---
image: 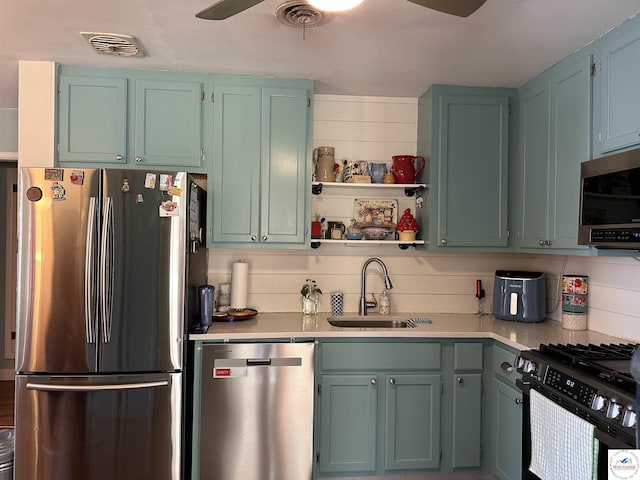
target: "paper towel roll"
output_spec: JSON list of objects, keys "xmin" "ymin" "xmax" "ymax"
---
[{"xmin": 231, "ymin": 262, "xmax": 249, "ymax": 309}]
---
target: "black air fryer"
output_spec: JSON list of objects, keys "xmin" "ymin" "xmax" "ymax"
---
[{"xmin": 493, "ymin": 270, "xmax": 546, "ymax": 322}]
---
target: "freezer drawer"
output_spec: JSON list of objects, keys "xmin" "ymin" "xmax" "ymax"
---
[
  {"xmin": 14, "ymin": 373, "xmax": 182, "ymax": 480},
  {"xmin": 196, "ymin": 342, "xmax": 314, "ymax": 480}
]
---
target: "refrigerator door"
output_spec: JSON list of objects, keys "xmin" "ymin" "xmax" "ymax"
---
[
  {"xmin": 16, "ymin": 167, "xmax": 101, "ymax": 374},
  {"xmin": 99, "ymin": 170, "xmax": 188, "ymax": 372},
  {"xmin": 14, "ymin": 373, "xmax": 182, "ymax": 480}
]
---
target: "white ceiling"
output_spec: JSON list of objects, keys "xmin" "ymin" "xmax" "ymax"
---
[{"xmin": 1, "ymin": 0, "xmax": 640, "ymax": 108}]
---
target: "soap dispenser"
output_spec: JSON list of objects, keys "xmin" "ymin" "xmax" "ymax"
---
[{"xmin": 379, "ymin": 289, "xmax": 390, "ymax": 315}]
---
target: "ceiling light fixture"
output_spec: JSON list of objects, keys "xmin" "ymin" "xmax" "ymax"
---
[{"xmin": 308, "ymin": 0, "xmax": 364, "ymax": 12}]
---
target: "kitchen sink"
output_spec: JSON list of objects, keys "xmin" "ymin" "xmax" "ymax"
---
[{"xmin": 327, "ymin": 316, "xmax": 411, "ymax": 328}]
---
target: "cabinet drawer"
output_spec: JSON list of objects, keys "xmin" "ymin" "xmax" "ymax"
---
[
  {"xmin": 492, "ymin": 344, "xmax": 520, "ymax": 385},
  {"xmin": 320, "ymin": 342, "xmax": 441, "ymax": 371},
  {"xmin": 453, "ymin": 342, "xmax": 484, "ymax": 371}
]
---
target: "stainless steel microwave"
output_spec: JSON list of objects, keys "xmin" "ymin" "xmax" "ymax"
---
[{"xmin": 579, "ymin": 148, "xmax": 640, "ymax": 249}]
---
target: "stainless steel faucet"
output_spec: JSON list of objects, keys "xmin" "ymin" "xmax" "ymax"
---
[{"xmin": 359, "ymin": 257, "xmax": 393, "ymax": 315}]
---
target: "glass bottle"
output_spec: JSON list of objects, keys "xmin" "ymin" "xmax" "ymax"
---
[{"xmin": 379, "ymin": 289, "xmax": 390, "ymax": 315}]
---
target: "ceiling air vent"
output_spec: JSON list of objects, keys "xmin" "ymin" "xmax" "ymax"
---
[
  {"xmin": 275, "ymin": 1, "xmax": 331, "ymax": 28},
  {"xmin": 81, "ymin": 32, "xmax": 145, "ymax": 57}
]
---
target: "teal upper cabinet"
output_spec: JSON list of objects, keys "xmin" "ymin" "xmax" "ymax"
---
[
  {"xmin": 211, "ymin": 83, "xmax": 261, "ymax": 244},
  {"xmin": 418, "ymin": 85, "xmax": 514, "ymax": 250},
  {"xmin": 132, "ymin": 78, "xmax": 204, "ymax": 167},
  {"xmin": 597, "ymin": 16, "xmax": 640, "ymax": 154},
  {"xmin": 58, "ymin": 73, "xmax": 127, "ymax": 164},
  {"xmin": 56, "ymin": 66, "xmax": 206, "ymax": 170},
  {"xmin": 209, "ymin": 76, "xmax": 312, "ymax": 247},
  {"xmin": 517, "ymin": 53, "xmax": 592, "ymax": 251}
]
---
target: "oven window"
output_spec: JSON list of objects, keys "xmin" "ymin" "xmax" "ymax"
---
[{"xmin": 582, "ymin": 167, "xmax": 640, "ymax": 225}]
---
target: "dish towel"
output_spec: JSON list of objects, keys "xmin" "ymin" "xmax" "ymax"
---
[{"xmin": 529, "ymin": 389, "xmax": 599, "ymax": 480}]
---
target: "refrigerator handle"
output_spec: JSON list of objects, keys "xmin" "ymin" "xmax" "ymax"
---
[
  {"xmin": 84, "ymin": 197, "xmax": 98, "ymax": 344},
  {"xmin": 26, "ymin": 380, "xmax": 169, "ymax": 392},
  {"xmin": 100, "ymin": 196, "xmax": 114, "ymax": 343}
]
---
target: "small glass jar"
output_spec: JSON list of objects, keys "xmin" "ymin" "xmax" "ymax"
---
[
  {"xmin": 347, "ymin": 219, "xmax": 361, "ymax": 236},
  {"xmin": 302, "ymin": 294, "xmax": 319, "ymax": 315}
]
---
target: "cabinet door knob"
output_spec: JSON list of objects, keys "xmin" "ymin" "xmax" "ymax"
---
[
  {"xmin": 515, "ymin": 398, "xmax": 523, "ymax": 405},
  {"xmin": 251, "ymin": 235, "xmax": 257, "ymax": 241},
  {"xmin": 115, "ymin": 154, "xmax": 123, "ymax": 161},
  {"xmin": 440, "ymin": 239, "xmax": 447, "ymax": 245},
  {"xmin": 261, "ymin": 235, "xmax": 268, "ymax": 242},
  {"xmin": 457, "ymin": 377, "xmax": 464, "ymax": 384},
  {"xmin": 389, "ymin": 378, "xmax": 396, "ymax": 385},
  {"xmin": 500, "ymin": 361, "xmax": 513, "ymax": 372},
  {"xmin": 370, "ymin": 378, "xmax": 377, "ymax": 385},
  {"xmin": 546, "ymin": 240, "xmax": 552, "ymax": 246},
  {"xmin": 135, "ymin": 156, "xmax": 143, "ymax": 163},
  {"xmin": 539, "ymin": 240, "xmax": 545, "ymax": 246}
]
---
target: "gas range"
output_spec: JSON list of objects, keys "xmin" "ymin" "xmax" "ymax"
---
[{"xmin": 516, "ymin": 343, "xmax": 638, "ymax": 447}]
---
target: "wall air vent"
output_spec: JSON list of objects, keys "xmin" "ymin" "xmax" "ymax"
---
[{"xmin": 81, "ymin": 32, "xmax": 145, "ymax": 57}]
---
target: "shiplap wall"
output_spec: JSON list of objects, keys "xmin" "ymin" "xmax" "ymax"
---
[{"xmin": 208, "ymin": 94, "xmax": 640, "ymax": 342}]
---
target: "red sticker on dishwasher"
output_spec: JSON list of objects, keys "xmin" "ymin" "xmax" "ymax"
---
[{"xmin": 213, "ymin": 366, "xmax": 247, "ymax": 378}]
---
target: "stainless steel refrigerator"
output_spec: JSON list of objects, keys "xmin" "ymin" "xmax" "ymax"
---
[{"xmin": 14, "ymin": 168, "xmax": 207, "ymax": 480}]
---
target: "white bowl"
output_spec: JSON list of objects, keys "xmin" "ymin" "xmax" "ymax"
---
[{"xmin": 360, "ymin": 225, "xmax": 393, "ymax": 240}]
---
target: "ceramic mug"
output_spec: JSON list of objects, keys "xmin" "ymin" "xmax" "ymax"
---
[
  {"xmin": 369, "ymin": 162, "xmax": 388, "ymax": 183},
  {"xmin": 343, "ymin": 160, "xmax": 368, "ymax": 183}
]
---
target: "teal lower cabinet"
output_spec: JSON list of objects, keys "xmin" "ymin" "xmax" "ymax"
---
[
  {"xmin": 316, "ymin": 342, "xmax": 442, "ymax": 477},
  {"xmin": 384, "ymin": 374, "xmax": 442, "ymax": 471},
  {"xmin": 488, "ymin": 343, "xmax": 523, "ymax": 480},
  {"xmin": 450, "ymin": 342, "xmax": 484, "ymax": 470},
  {"xmin": 319, "ymin": 374, "xmax": 378, "ymax": 473},
  {"xmin": 451, "ymin": 373, "xmax": 483, "ymax": 468},
  {"xmin": 491, "ymin": 379, "xmax": 523, "ymax": 480}
]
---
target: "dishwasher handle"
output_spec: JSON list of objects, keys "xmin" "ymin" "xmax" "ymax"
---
[
  {"xmin": 247, "ymin": 358, "xmax": 271, "ymax": 366},
  {"xmin": 247, "ymin": 357, "xmax": 302, "ymax": 367}
]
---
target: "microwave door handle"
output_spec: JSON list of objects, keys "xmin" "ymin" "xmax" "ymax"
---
[
  {"xmin": 84, "ymin": 197, "xmax": 97, "ymax": 344},
  {"xmin": 100, "ymin": 197, "xmax": 114, "ymax": 343},
  {"xmin": 26, "ymin": 380, "xmax": 169, "ymax": 392}
]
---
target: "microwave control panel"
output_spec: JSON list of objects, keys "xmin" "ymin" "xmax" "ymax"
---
[{"xmin": 590, "ymin": 228, "xmax": 640, "ymax": 243}]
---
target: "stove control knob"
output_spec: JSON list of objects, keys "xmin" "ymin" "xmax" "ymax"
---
[
  {"xmin": 606, "ymin": 401, "xmax": 622, "ymax": 420},
  {"xmin": 622, "ymin": 408, "xmax": 637, "ymax": 428},
  {"xmin": 591, "ymin": 395, "xmax": 607, "ymax": 411},
  {"xmin": 522, "ymin": 359, "xmax": 536, "ymax": 374},
  {"xmin": 515, "ymin": 356, "xmax": 525, "ymax": 370}
]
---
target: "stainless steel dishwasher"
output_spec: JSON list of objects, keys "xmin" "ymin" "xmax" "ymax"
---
[{"xmin": 196, "ymin": 342, "xmax": 314, "ymax": 480}]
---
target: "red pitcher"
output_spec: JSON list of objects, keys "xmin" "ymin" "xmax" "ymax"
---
[{"xmin": 390, "ymin": 155, "xmax": 425, "ymax": 184}]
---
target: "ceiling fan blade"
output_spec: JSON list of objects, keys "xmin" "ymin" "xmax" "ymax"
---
[
  {"xmin": 407, "ymin": 0, "xmax": 487, "ymax": 17},
  {"xmin": 196, "ymin": 0, "xmax": 265, "ymax": 20}
]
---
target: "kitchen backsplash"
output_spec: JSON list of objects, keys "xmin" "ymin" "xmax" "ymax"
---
[
  {"xmin": 207, "ymin": 94, "xmax": 640, "ymax": 343},
  {"xmin": 207, "ymin": 250, "xmax": 640, "ymax": 342}
]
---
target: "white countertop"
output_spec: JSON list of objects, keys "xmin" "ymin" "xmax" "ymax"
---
[{"xmin": 189, "ymin": 312, "xmax": 626, "ymax": 351}]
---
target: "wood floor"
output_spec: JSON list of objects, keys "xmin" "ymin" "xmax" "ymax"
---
[{"xmin": 0, "ymin": 381, "xmax": 14, "ymax": 426}]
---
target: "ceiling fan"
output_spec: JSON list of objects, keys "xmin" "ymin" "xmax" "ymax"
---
[{"xmin": 196, "ymin": 0, "xmax": 487, "ymax": 20}]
